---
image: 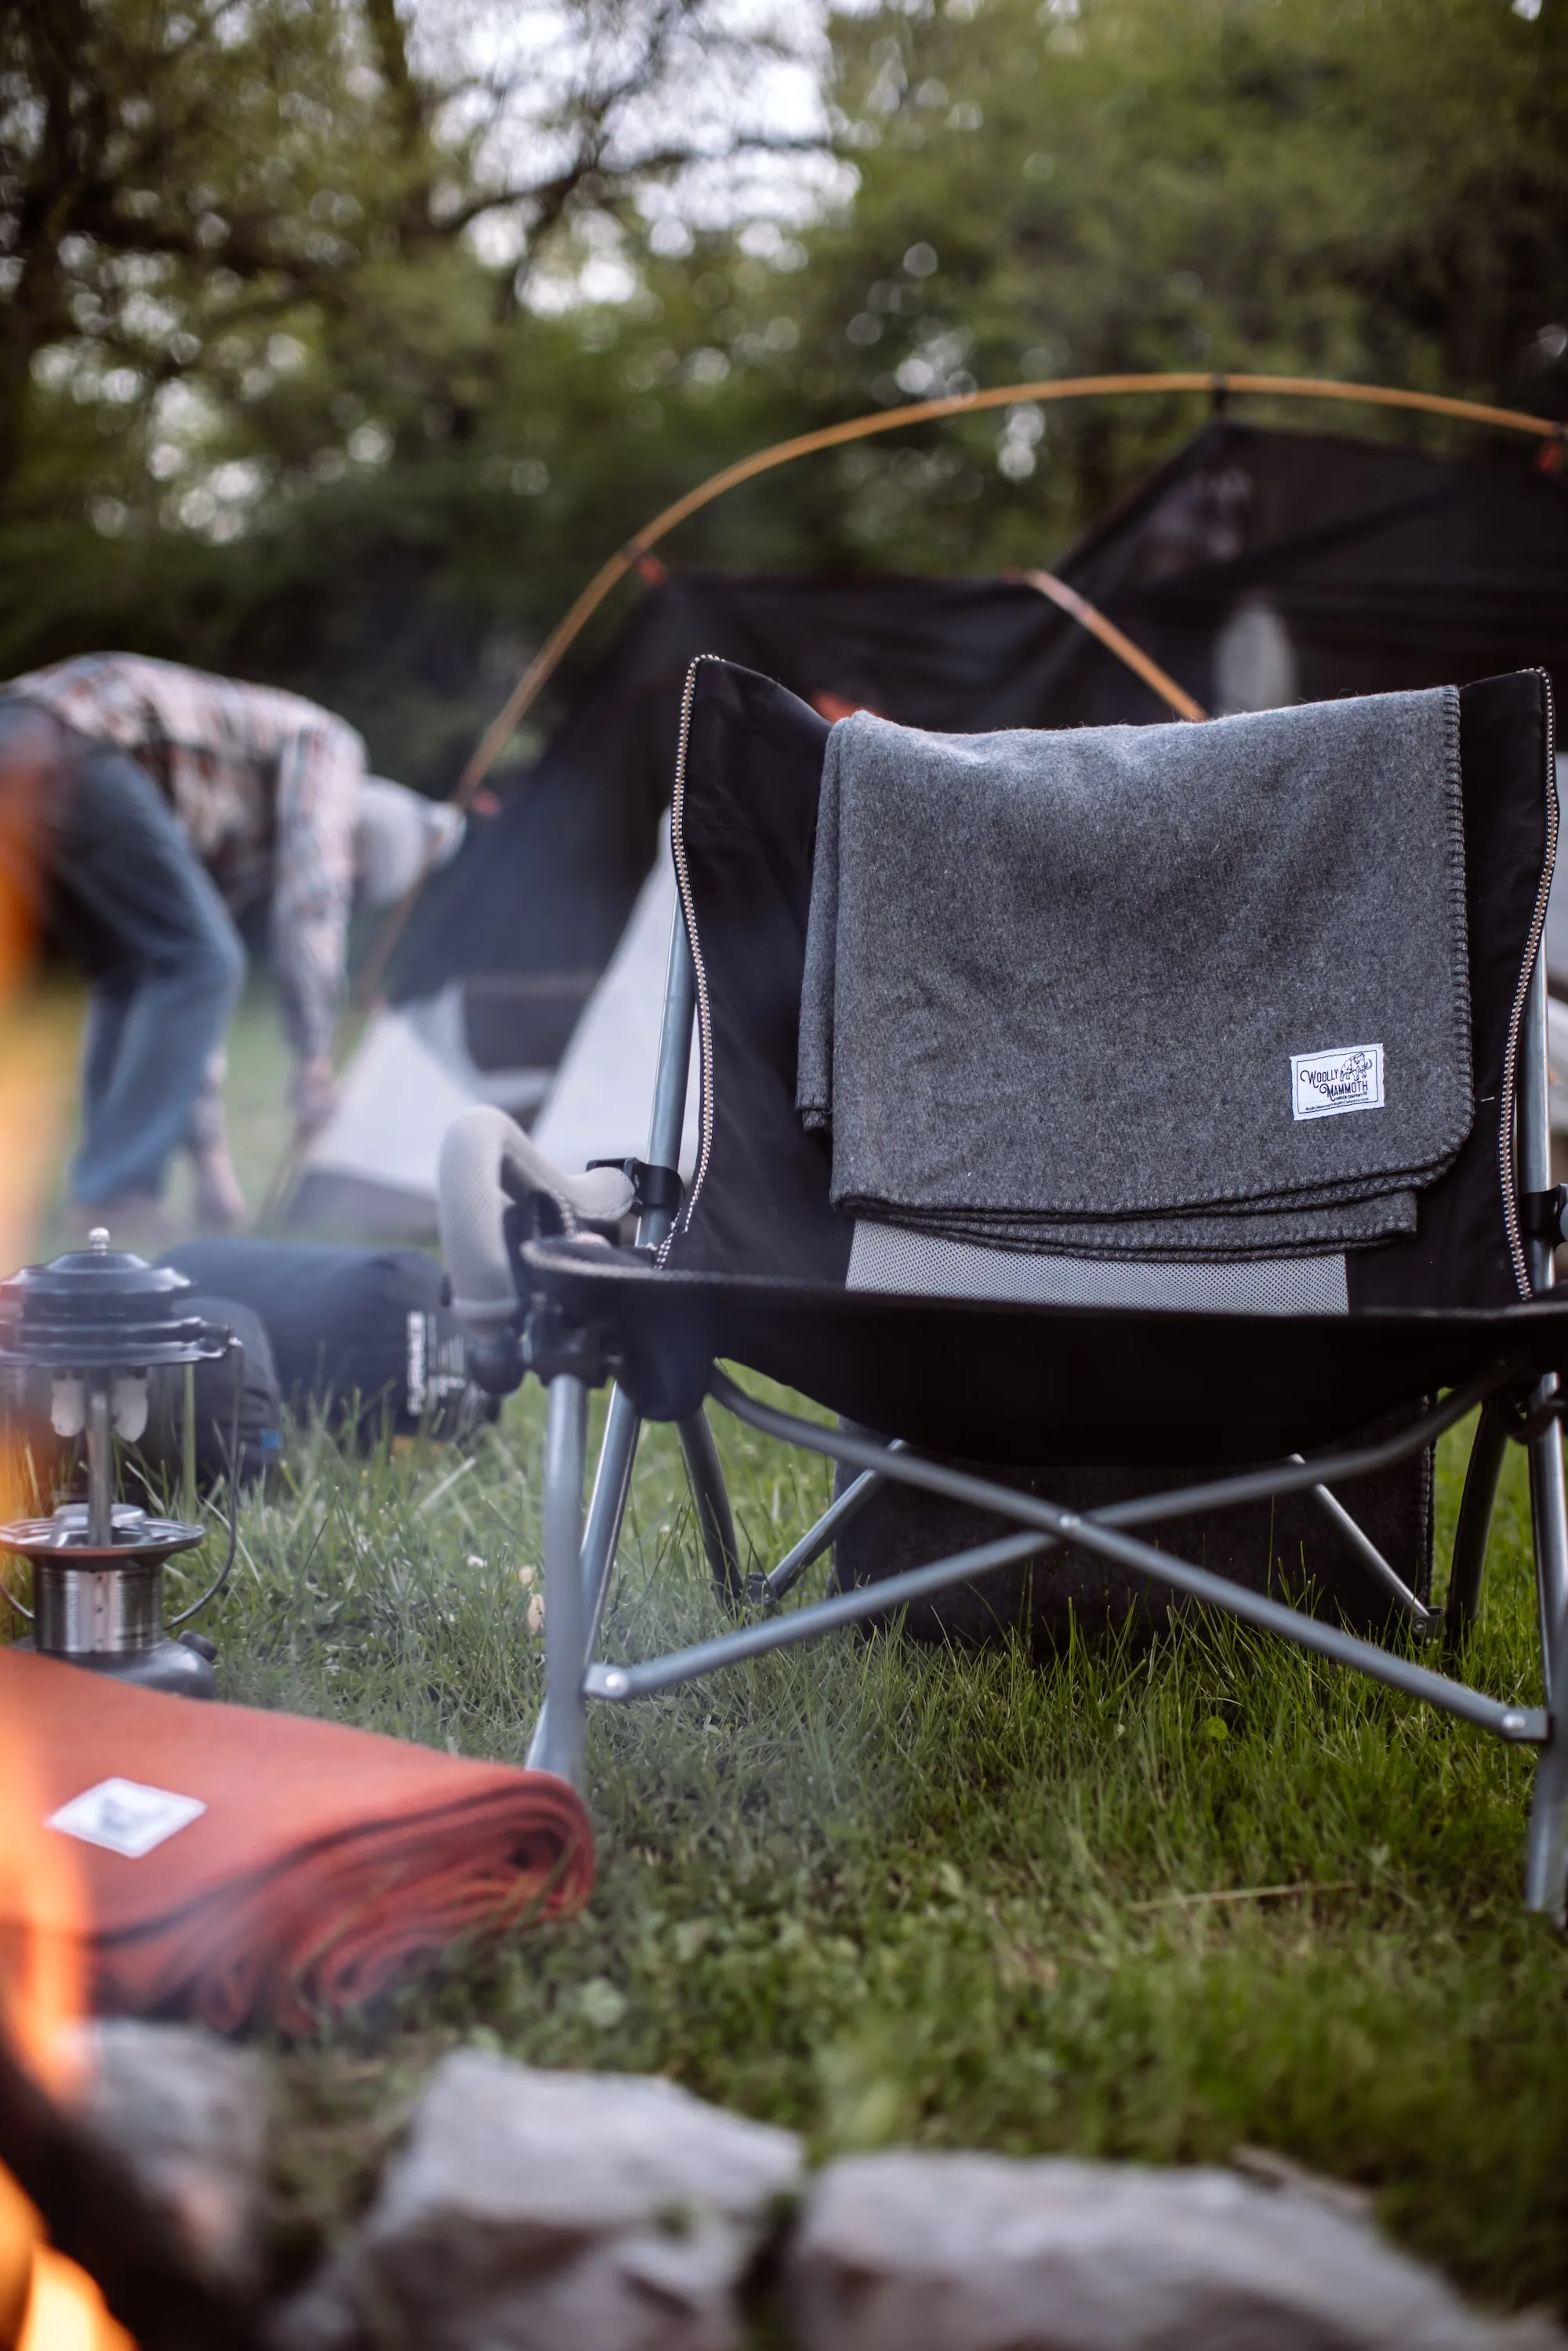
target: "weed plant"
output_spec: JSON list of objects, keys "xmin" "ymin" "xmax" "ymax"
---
[{"xmin": 186, "ymin": 1391, "xmax": 1568, "ymax": 2314}]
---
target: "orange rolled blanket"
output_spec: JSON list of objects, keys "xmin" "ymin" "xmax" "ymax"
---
[{"xmin": 0, "ymin": 1650, "xmax": 593, "ymax": 2035}]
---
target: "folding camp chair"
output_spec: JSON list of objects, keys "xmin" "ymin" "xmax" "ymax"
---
[{"xmin": 440, "ymin": 658, "xmax": 1568, "ymax": 1917}]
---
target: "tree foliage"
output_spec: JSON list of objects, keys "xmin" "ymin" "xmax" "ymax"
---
[
  {"xmin": 0, "ymin": 0, "xmax": 815, "ymax": 474},
  {"xmin": 0, "ymin": 0, "xmax": 1563, "ymax": 785},
  {"xmin": 695, "ymin": 0, "xmax": 1568, "ymax": 572}
]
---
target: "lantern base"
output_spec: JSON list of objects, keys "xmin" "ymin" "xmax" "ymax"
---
[{"xmin": 13, "ymin": 1630, "xmax": 216, "ymax": 1699}]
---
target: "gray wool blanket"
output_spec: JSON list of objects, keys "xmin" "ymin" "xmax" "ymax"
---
[{"xmin": 796, "ymin": 689, "xmax": 1472, "ymax": 1259}]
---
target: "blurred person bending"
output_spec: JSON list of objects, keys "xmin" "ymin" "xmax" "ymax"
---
[{"xmin": 0, "ymin": 654, "xmax": 460, "ymax": 1233}]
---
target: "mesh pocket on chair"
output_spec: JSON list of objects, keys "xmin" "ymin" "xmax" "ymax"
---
[{"xmin": 848, "ymin": 1223, "xmax": 1349, "ymax": 1314}]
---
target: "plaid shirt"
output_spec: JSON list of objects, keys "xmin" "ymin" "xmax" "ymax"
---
[{"xmin": 5, "ymin": 652, "xmax": 364, "ymax": 1059}]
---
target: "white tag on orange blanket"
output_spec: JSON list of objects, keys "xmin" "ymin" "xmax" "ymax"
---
[
  {"xmin": 48, "ymin": 1778, "xmax": 205, "ymax": 1859},
  {"xmin": 1290, "ymin": 1043, "xmax": 1385, "ymax": 1121}
]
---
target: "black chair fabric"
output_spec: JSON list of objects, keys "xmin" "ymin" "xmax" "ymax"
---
[{"xmin": 522, "ymin": 1234, "xmax": 1568, "ymax": 1463}]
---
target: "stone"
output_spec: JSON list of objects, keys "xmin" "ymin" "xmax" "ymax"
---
[
  {"xmin": 787, "ymin": 2149, "xmax": 1567, "ymax": 2351},
  {"xmin": 76, "ymin": 2019, "xmax": 272, "ymax": 2295},
  {"xmin": 264, "ymin": 2257, "xmax": 364, "ymax": 2351},
  {"xmin": 303, "ymin": 2049, "xmax": 802, "ymax": 2351}
]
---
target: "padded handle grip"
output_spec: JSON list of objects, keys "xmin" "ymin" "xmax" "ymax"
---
[{"xmin": 437, "ymin": 1106, "xmax": 635, "ymax": 1337}]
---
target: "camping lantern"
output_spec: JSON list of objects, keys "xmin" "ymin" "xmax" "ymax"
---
[{"xmin": 0, "ymin": 1231, "xmax": 240, "ymax": 1698}]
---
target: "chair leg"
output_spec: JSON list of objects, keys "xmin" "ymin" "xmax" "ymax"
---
[
  {"xmin": 528, "ymin": 1382, "xmax": 640, "ymax": 1775},
  {"xmin": 1529, "ymin": 1406, "xmax": 1568, "ymax": 1687},
  {"xmin": 532, "ymin": 1375, "xmax": 589, "ymax": 1790},
  {"xmin": 1445, "ymin": 1404, "xmax": 1509, "ymax": 1650},
  {"xmin": 677, "ymin": 1406, "xmax": 742, "ymax": 1604},
  {"xmin": 581, "ymin": 1385, "xmax": 641, "ymax": 1649},
  {"xmin": 1524, "ymin": 1415, "xmax": 1568, "ymax": 1922},
  {"xmin": 1525, "ymin": 1695, "xmax": 1568, "ymax": 1924}
]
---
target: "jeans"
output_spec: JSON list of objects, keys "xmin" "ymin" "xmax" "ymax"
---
[{"xmin": 0, "ymin": 706, "xmax": 245, "ymax": 1202}]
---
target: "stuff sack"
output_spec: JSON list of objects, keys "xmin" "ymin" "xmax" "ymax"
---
[
  {"xmin": 141, "ymin": 1295, "xmax": 281, "ymax": 1491},
  {"xmin": 162, "ymin": 1241, "xmax": 497, "ymax": 1446}
]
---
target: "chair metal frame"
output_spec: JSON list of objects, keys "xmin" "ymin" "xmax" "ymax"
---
[{"xmin": 528, "ymin": 904, "xmax": 1568, "ymax": 1920}]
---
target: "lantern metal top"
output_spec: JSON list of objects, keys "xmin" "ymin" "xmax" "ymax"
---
[{"xmin": 0, "ymin": 1235, "xmax": 229, "ymax": 1372}]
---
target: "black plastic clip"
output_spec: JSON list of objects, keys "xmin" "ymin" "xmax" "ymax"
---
[
  {"xmin": 1523, "ymin": 1186, "xmax": 1568, "ymax": 1248},
  {"xmin": 1503, "ymin": 1383, "xmax": 1566, "ymax": 1445},
  {"xmin": 587, "ymin": 1157, "xmax": 684, "ymax": 1217},
  {"xmin": 521, "ymin": 1299, "xmax": 615, "ymax": 1388}
]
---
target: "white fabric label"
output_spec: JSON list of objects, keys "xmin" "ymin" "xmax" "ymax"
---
[
  {"xmin": 1290, "ymin": 1043, "xmax": 1385, "ymax": 1121},
  {"xmin": 49, "ymin": 1778, "xmax": 206, "ymax": 1859}
]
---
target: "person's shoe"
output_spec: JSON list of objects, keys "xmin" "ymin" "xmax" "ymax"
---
[{"xmin": 191, "ymin": 1147, "xmax": 246, "ymax": 1234}]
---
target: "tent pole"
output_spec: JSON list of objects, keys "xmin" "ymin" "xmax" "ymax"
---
[
  {"xmin": 347, "ymin": 372, "xmax": 1559, "ymax": 1045},
  {"xmin": 445, "ymin": 369, "xmax": 1555, "ymax": 806},
  {"xmin": 1020, "ymin": 569, "xmax": 1207, "ymax": 721}
]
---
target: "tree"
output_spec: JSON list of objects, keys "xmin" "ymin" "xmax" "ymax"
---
[
  {"xmin": 0, "ymin": 0, "xmax": 819, "ymax": 504},
  {"xmin": 642, "ymin": 0, "xmax": 1568, "ymax": 573},
  {"xmin": 2, "ymin": 0, "xmax": 1563, "ymax": 785}
]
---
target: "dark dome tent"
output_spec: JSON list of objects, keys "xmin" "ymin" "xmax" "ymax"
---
[{"xmin": 286, "ymin": 420, "xmax": 1568, "ymax": 1237}]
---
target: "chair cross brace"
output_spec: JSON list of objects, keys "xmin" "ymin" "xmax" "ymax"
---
[
  {"xmin": 536, "ymin": 1355, "xmax": 1566, "ymax": 1913},
  {"xmin": 573, "ymin": 1364, "xmax": 1537, "ymax": 1742}
]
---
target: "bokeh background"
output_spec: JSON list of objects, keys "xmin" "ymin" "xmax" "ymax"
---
[{"xmin": 3, "ymin": 0, "xmax": 1565, "ymax": 794}]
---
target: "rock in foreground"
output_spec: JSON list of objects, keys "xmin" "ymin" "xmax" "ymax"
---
[
  {"xmin": 78, "ymin": 2017, "xmax": 271, "ymax": 2295},
  {"xmin": 788, "ymin": 2149, "xmax": 1566, "ymax": 2351},
  {"xmin": 284, "ymin": 2048, "xmax": 801, "ymax": 2351}
]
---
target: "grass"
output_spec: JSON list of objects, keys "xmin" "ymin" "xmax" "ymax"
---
[
  {"xmin": 187, "ymin": 1392, "xmax": 1568, "ymax": 2319},
  {"xmin": 20, "ymin": 987, "xmax": 1568, "ymax": 2315}
]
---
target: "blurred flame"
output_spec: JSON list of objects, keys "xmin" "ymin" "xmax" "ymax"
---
[
  {"xmin": 0, "ymin": 715, "xmax": 79, "ymax": 1281},
  {"xmin": 0, "ymin": 2160, "xmax": 132, "ymax": 2351},
  {"xmin": 0, "ymin": 719, "xmax": 84, "ymax": 1550},
  {"xmin": 0, "ymin": 1730, "xmax": 127, "ymax": 2349},
  {"xmin": 0, "ymin": 2164, "xmax": 134, "ymax": 2351},
  {"xmin": 0, "ymin": 989, "xmax": 80, "ymax": 1285},
  {"xmin": 0, "ymin": 1735, "xmax": 85, "ymax": 2106},
  {"xmin": 0, "ymin": 736, "xmax": 132, "ymax": 2346},
  {"xmin": 0, "ymin": 770, "xmax": 85, "ymax": 2077},
  {"xmin": 17, "ymin": 2244, "xmax": 134, "ymax": 2351}
]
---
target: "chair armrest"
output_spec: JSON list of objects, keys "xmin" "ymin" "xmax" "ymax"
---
[{"xmin": 437, "ymin": 1106, "xmax": 635, "ymax": 1363}]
